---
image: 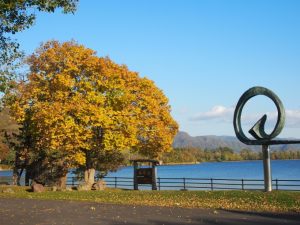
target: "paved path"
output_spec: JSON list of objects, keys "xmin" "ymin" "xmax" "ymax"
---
[{"xmin": 0, "ymin": 198, "xmax": 299, "ymax": 225}]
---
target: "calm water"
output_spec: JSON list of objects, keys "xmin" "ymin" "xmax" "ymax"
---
[
  {"xmin": 106, "ymin": 160, "xmax": 300, "ymax": 180},
  {"xmin": 1, "ymin": 160, "xmax": 299, "ymax": 180}
]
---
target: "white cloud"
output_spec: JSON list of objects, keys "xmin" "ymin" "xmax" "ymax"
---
[
  {"xmin": 190, "ymin": 106, "xmax": 300, "ymax": 129},
  {"xmin": 245, "ymin": 110, "xmax": 300, "ymax": 129},
  {"xmin": 285, "ymin": 110, "xmax": 300, "ymax": 128},
  {"xmin": 190, "ymin": 105, "xmax": 234, "ymax": 122}
]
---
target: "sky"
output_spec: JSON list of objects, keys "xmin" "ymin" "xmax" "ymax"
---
[{"xmin": 14, "ymin": 0, "xmax": 300, "ymax": 138}]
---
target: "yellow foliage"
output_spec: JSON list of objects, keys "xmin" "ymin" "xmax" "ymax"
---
[{"xmin": 5, "ymin": 40, "xmax": 178, "ymax": 167}]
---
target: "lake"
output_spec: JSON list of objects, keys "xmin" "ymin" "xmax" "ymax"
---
[
  {"xmin": 1, "ymin": 160, "xmax": 299, "ymax": 180},
  {"xmin": 106, "ymin": 160, "xmax": 300, "ymax": 180},
  {"xmin": 104, "ymin": 160, "xmax": 300, "ymax": 190},
  {"xmin": 1, "ymin": 160, "xmax": 299, "ymax": 190}
]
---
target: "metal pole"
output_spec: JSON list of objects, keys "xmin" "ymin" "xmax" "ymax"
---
[
  {"xmin": 241, "ymin": 179, "xmax": 244, "ymax": 190},
  {"xmin": 158, "ymin": 177, "xmax": 161, "ymax": 190},
  {"xmin": 133, "ymin": 162, "xmax": 138, "ymax": 190},
  {"xmin": 262, "ymin": 145, "xmax": 272, "ymax": 192}
]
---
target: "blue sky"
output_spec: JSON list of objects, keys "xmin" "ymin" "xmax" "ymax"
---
[{"xmin": 14, "ymin": 0, "xmax": 300, "ymax": 138}]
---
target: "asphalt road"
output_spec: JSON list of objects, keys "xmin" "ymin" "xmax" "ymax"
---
[{"xmin": 0, "ymin": 198, "xmax": 299, "ymax": 225}]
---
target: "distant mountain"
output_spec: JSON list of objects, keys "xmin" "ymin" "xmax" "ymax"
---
[{"xmin": 172, "ymin": 131, "xmax": 300, "ymax": 152}]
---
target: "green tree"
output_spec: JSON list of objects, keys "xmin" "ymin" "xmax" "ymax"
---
[{"xmin": 0, "ymin": 0, "xmax": 78, "ymax": 93}]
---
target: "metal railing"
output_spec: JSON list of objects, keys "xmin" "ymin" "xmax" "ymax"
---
[
  {"xmin": 2, "ymin": 176, "xmax": 300, "ymax": 191},
  {"xmin": 102, "ymin": 177, "xmax": 300, "ymax": 191},
  {"xmin": 0, "ymin": 176, "xmax": 12, "ymax": 185},
  {"xmin": 66, "ymin": 176, "xmax": 133, "ymax": 188}
]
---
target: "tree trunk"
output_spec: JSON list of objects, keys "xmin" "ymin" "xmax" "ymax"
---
[
  {"xmin": 13, "ymin": 151, "xmax": 21, "ymax": 186},
  {"xmin": 12, "ymin": 167, "xmax": 18, "ymax": 186},
  {"xmin": 17, "ymin": 168, "xmax": 24, "ymax": 186},
  {"xmin": 84, "ymin": 168, "xmax": 95, "ymax": 185},
  {"xmin": 83, "ymin": 151, "xmax": 95, "ymax": 189},
  {"xmin": 25, "ymin": 168, "xmax": 30, "ymax": 186},
  {"xmin": 57, "ymin": 174, "xmax": 67, "ymax": 190}
]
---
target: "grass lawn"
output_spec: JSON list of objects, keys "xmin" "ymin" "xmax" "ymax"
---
[{"xmin": 0, "ymin": 186, "xmax": 299, "ymax": 213}]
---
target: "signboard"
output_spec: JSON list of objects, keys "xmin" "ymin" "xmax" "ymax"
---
[{"xmin": 136, "ymin": 168, "xmax": 153, "ymax": 184}]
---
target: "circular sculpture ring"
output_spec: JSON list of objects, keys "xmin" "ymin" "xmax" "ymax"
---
[{"xmin": 233, "ymin": 86, "xmax": 285, "ymax": 145}]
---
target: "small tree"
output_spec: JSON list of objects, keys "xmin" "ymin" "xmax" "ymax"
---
[{"xmin": 0, "ymin": 108, "xmax": 18, "ymax": 162}]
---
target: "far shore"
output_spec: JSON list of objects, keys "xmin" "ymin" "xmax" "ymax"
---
[
  {"xmin": 159, "ymin": 162, "xmax": 200, "ymax": 166},
  {"xmin": 0, "ymin": 165, "xmax": 12, "ymax": 171}
]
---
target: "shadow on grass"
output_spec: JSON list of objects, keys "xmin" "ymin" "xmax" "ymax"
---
[{"xmin": 25, "ymin": 188, "xmax": 33, "ymax": 192}]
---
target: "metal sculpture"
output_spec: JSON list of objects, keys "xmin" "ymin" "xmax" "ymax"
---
[{"xmin": 233, "ymin": 86, "xmax": 300, "ymax": 191}]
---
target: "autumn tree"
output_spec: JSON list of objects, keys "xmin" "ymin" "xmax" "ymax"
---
[
  {"xmin": 5, "ymin": 41, "xmax": 178, "ymax": 189},
  {"xmin": 0, "ymin": 108, "xmax": 18, "ymax": 163},
  {"xmin": 0, "ymin": 0, "xmax": 78, "ymax": 93}
]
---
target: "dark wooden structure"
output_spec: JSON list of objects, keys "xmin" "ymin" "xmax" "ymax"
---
[{"xmin": 131, "ymin": 159, "xmax": 159, "ymax": 190}]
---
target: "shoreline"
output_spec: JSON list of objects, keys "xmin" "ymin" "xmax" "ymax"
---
[
  {"xmin": 0, "ymin": 166, "xmax": 12, "ymax": 171},
  {"xmin": 161, "ymin": 158, "xmax": 300, "ymax": 165},
  {"xmin": 159, "ymin": 162, "xmax": 200, "ymax": 166}
]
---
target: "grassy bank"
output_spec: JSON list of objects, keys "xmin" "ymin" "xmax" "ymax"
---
[{"xmin": 0, "ymin": 186, "xmax": 299, "ymax": 212}]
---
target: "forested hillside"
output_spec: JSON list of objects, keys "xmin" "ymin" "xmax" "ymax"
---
[
  {"xmin": 173, "ymin": 131, "xmax": 300, "ymax": 152},
  {"xmin": 161, "ymin": 147, "xmax": 300, "ymax": 164}
]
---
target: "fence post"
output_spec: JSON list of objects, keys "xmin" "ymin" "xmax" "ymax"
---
[
  {"xmin": 183, "ymin": 178, "xmax": 186, "ymax": 190},
  {"xmin": 114, "ymin": 177, "xmax": 117, "ymax": 188},
  {"xmin": 158, "ymin": 178, "xmax": 161, "ymax": 190},
  {"xmin": 242, "ymin": 179, "xmax": 244, "ymax": 190},
  {"xmin": 210, "ymin": 178, "xmax": 214, "ymax": 191},
  {"xmin": 276, "ymin": 179, "xmax": 278, "ymax": 191}
]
